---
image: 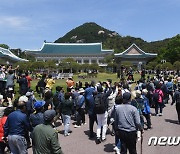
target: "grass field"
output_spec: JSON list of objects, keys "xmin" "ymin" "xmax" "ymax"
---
[{"xmin": 15, "ymin": 72, "xmax": 143, "ymax": 99}]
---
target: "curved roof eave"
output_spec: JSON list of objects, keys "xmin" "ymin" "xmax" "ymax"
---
[
  {"xmin": 114, "ymin": 43, "xmax": 158, "ymax": 56},
  {"xmin": 0, "ymin": 47, "xmax": 29, "ymax": 62}
]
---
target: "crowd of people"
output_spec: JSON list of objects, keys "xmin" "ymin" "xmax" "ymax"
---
[{"xmin": 0, "ymin": 64, "xmax": 180, "ymax": 154}]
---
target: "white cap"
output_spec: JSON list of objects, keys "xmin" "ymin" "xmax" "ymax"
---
[{"xmin": 19, "ymin": 96, "xmax": 28, "ymax": 102}]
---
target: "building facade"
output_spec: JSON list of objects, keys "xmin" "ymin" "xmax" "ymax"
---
[
  {"xmin": 25, "ymin": 42, "xmax": 114, "ymax": 65},
  {"xmin": 114, "ymin": 43, "xmax": 157, "ymax": 65},
  {"xmin": 114, "ymin": 43, "xmax": 157, "ymax": 77}
]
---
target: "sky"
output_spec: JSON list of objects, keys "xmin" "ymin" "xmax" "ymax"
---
[{"xmin": 0, "ymin": 0, "xmax": 180, "ymax": 50}]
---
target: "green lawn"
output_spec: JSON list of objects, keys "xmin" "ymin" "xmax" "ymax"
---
[{"xmin": 15, "ymin": 72, "xmax": 143, "ymax": 99}]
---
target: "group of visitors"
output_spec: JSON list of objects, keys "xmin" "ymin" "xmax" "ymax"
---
[{"xmin": 0, "ymin": 64, "xmax": 180, "ymax": 154}]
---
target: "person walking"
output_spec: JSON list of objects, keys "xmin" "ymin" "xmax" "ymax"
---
[
  {"xmin": 84, "ymin": 81, "xmax": 97, "ymax": 138},
  {"xmin": 94, "ymin": 83, "xmax": 112, "ymax": 144},
  {"xmin": 171, "ymin": 83, "xmax": 180, "ymax": 124},
  {"xmin": 74, "ymin": 88, "xmax": 86, "ymax": 127},
  {"xmin": 153, "ymin": 83, "xmax": 164, "ymax": 116},
  {"xmin": 142, "ymin": 89, "xmax": 152, "ymax": 129},
  {"xmin": 115, "ymin": 92, "xmax": 143, "ymax": 154},
  {"xmin": 32, "ymin": 110, "xmax": 63, "ymax": 154},
  {"xmin": 61, "ymin": 92, "xmax": 73, "ymax": 136},
  {"xmin": 131, "ymin": 90, "xmax": 145, "ymax": 128}
]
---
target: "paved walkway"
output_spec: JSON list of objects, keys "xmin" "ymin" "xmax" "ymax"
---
[{"xmin": 29, "ymin": 103, "xmax": 180, "ymax": 154}]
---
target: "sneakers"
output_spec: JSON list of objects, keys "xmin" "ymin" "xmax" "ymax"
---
[
  {"xmin": 74, "ymin": 124, "xmax": 81, "ymax": 128},
  {"xmin": 101, "ymin": 138, "xmax": 106, "ymax": 142},
  {"xmin": 96, "ymin": 138, "xmax": 101, "ymax": 144},
  {"xmin": 64, "ymin": 133, "xmax": 70, "ymax": 137},
  {"xmin": 159, "ymin": 113, "xmax": 163, "ymax": 116},
  {"xmin": 113, "ymin": 146, "xmax": 119, "ymax": 151},
  {"xmin": 113, "ymin": 146, "xmax": 120, "ymax": 154}
]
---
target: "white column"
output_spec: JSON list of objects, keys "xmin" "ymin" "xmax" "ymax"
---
[{"xmin": 81, "ymin": 59, "xmax": 84, "ymax": 64}]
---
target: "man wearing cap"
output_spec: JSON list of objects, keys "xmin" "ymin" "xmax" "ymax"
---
[
  {"xmin": 26, "ymin": 91, "xmax": 36, "ymax": 116},
  {"xmin": 142, "ymin": 89, "xmax": 152, "ymax": 129},
  {"xmin": 4, "ymin": 101, "xmax": 31, "ymax": 154},
  {"xmin": 131, "ymin": 90, "xmax": 144, "ymax": 128},
  {"xmin": 30, "ymin": 100, "xmax": 45, "ymax": 129},
  {"xmin": 115, "ymin": 92, "xmax": 142, "ymax": 154},
  {"xmin": 32, "ymin": 110, "xmax": 63, "ymax": 154},
  {"xmin": 74, "ymin": 88, "xmax": 86, "ymax": 128}
]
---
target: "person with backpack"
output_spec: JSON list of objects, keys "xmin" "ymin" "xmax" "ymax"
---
[
  {"xmin": 142, "ymin": 89, "xmax": 152, "ymax": 130},
  {"xmin": 153, "ymin": 83, "xmax": 164, "ymax": 116},
  {"xmin": 84, "ymin": 81, "xmax": 96, "ymax": 138},
  {"xmin": 74, "ymin": 88, "xmax": 86, "ymax": 128},
  {"xmin": 94, "ymin": 82, "xmax": 112, "ymax": 144},
  {"xmin": 171, "ymin": 83, "xmax": 180, "ymax": 124},
  {"xmin": 131, "ymin": 90, "xmax": 145, "ymax": 128}
]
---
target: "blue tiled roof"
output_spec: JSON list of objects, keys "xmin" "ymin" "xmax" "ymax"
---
[{"xmin": 29, "ymin": 43, "xmax": 113, "ymax": 55}]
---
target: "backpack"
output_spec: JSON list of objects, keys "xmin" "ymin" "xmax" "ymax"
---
[
  {"xmin": 132, "ymin": 98, "xmax": 144, "ymax": 115},
  {"xmin": 94, "ymin": 93, "xmax": 106, "ymax": 114},
  {"xmin": 153, "ymin": 90, "xmax": 160, "ymax": 102},
  {"xmin": 75, "ymin": 95, "xmax": 83, "ymax": 109},
  {"xmin": 53, "ymin": 92, "xmax": 61, "ymax": 109}
]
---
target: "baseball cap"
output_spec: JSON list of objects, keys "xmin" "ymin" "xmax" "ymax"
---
[
  {"xmin": 19, "ymin": 96, "xmax": 28, "ymax": 102},
  {"xmin": 34, "ymin": 100, "xmax": 45, "ymax": 109},
  {"xmin": 26, "ymin": 92, "xmax": 33, "ymax": 97},
  {"xmin": 123, "ymin": 92, "xmax": 131, "ymax": 101},
  {"xmin": 43, "ymin": 110, "xmax": 56, "ymax": 121}
]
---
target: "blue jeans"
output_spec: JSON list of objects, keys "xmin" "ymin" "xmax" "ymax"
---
[
  {"xmin": 62, "ymin": 114, "xmax": 71, "ymax": 135},
  {"xmin": 115, "ymin": 134, "xmax": 121, "ymax": 149},
  {"xmin": 8, "ymin": 135, "xmax": 27, "ymax": 154}
]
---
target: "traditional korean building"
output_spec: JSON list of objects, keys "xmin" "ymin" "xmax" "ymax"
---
[
  {"xmin": 25, "ymin": 42, "xmax": 113, "ymax": 65},
  {"xmin": 114, "ymin": 43, "xmax": 157, "ymax": 65},
  {"xmin": 0, "ymin": 47, "xmax": 28, "ymax": 63},
  {"xmin": 114, "ymin": 43, "xmax": 157, "ymax": 77}
]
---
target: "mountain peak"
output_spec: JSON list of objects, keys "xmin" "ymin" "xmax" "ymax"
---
[{"xmin": 55, "ymin": 22, "xmax": 119, "ymax": 43}]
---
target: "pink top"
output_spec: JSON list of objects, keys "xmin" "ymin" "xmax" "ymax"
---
[{"xmin": 154, "ymin": 89, "xmax": 164, "ymax": 103}]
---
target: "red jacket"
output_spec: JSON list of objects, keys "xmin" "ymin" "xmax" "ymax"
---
[{"xmin": 0, "ymin": 116, "xmax": 7, "ymax": 142}]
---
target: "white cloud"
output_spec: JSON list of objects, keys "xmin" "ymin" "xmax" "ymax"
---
[{"xmin": 0, "ymin": 16, "xmax": 29, "ymax": 29}]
